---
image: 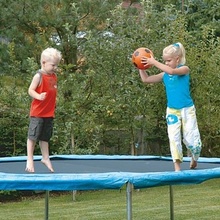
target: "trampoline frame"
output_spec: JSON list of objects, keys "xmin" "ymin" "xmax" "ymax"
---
[{"xmin": 42, "ymin": 182, "xmax": 172, "ymax": 220}]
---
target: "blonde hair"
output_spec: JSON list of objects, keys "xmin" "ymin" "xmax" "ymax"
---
[
  {"xmin": 163, "ymin": 42, "xmax": 186, "ymax": 65},
  {"xmin": 40, "ymin": 47, "xmax": 62, "ymax": 65}
]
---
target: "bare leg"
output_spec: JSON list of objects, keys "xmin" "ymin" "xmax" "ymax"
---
[
  {"xmin": 190, "ymin": 158, "xmax": 197, "ymax": 169},
  {"xmin": 174, "ymin": 159, "xmax": 181, "ymax": 172},
  {"xmin": 25, "ymin": 139, "xmax": 36, "ymax": 173},
  {"xmin": 39, "ymin": 141, "xmax": 54, "ymax": 172}
]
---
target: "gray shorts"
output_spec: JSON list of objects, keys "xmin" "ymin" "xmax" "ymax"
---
[{"xmin": 28, "ymin": 117, "xmax": 54, "ymax": 142}]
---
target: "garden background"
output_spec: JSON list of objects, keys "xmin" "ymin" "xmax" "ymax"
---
[{"xmin": 0, "ymin": 0, "xmax": 219, "ymax": 158}]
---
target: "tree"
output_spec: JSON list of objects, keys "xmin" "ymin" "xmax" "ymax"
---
[{"xmin": 0, "ymin": 0, "xmax": 220, "ymax": 157}]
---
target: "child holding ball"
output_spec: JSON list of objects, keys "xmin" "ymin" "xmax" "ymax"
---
[
  {"xmin": 25, "ymin": 47, "xmax": 62, "ymax": 173},
  {"xmin": 138, "ymin": 42, "xmax": 202, "ymax": 171}
]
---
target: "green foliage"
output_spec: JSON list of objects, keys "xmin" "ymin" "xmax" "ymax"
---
[
  {"xmin": 188, "ymin": 27, "xmax": 220, "ymax": 156},
  {"xmin": 0, "ymin": 43, "xmax": 29, "ymax": 156},
  {"xmin": 0, "ymin": 190, "xmax": 21, "ymax": 202},
  {"xmin": 0, "ymin": 0, "xmax": 220, "ymax": 157}
]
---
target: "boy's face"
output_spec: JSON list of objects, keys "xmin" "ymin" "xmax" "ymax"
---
[{"xmin": 42, "ymin": 59, "xmax": 59, "ymax": 73}]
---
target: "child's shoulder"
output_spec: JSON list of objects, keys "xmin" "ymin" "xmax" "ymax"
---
[
  {"xmin": 33, "ymin": 69, "xmax": 42, "ymax": 77},
  {"xmin": 32, "ymin": 69, "xmax": 42, "ymax": 86}
]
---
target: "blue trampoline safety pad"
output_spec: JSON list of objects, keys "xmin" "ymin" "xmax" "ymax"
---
[{"xmin": 0, "ymin": 155, "xmax": 220, "ymax": 191}]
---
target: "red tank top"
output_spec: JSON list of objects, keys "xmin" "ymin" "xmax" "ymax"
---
[{"xmin": 30, "ymin": 73, "xmax": 57, "ymax": 117}]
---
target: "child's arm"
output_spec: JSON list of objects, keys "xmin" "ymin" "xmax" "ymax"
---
[
  {"xmin": 28, "ymin": 74, "xmax": 46, "ymax": 100},
  {"xmin": 142, "ymin": 56, "xmax": 189, "ymax": 75},
  {"xmin": 139, "ymin": 69, "xmax": 163, "ymax": 83}
]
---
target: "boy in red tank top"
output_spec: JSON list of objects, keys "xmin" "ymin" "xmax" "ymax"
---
[{"xmin": 25, "ymin": 48, "xmax": 62, "ymax": 173}]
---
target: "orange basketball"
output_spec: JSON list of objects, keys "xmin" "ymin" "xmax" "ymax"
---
[{"xmin": 132, "ymin": 47, "xmax": 153, "ymax": 70}]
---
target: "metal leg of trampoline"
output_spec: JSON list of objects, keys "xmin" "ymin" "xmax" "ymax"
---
[
  {"xmin": 169, "ymin": 185, "xmax": 174, "ymax": 220},
  {"xmin": 43, "ymin": 185, "xmax": 173, "ymax": 220},
  {"xmin": 126, "ymin": 182, "xmax": 133, "ymax": 220},
  {"xmin": 45, "ymin": 190, "xmax": 49, "ymax": 220}
]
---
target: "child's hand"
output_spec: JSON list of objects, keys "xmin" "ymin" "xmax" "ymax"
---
[
  {"xmin": 141, "ymin": 55, "xmax": 155, "ymax": 67},
  {"xmin": 38, "ymin": 92, "xmax": 47, "ymax": 100}
]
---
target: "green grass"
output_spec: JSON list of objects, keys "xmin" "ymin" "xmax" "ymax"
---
[{"xmin": 0, "ymin": 178, "xmax": 220, "ymax": 220}]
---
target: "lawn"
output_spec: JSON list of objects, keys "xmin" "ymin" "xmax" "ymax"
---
[{"xmin": 0, "ymin": 178, "xmax": 220, "ymax": 220}]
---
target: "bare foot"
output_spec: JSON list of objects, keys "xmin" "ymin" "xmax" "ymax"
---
[
  {"xmin": 25, "ymin": 160, "xmax": 35, "ymax": 173},
  {"xmin": 190, "ymin": 158, "xmax": 197, "ymax": 169},
  {"xmin": 41, "ymin": 159, "xmax": 54, "ymax": 172}
]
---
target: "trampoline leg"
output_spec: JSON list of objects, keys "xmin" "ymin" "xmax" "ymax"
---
[
  {"xmin": 126, "ymin": 182, "xmax": 133, "ymax": 220},
  {"xmin": 45, "ymin": 190, "xmax": 49, "ymax": 220},
  {"xmin": 72, "ymin": 190, "xmax": 77, "ymax": 201},
  {"xmin": 169, "ymin": 185, "xmax": 174, "ymax": 220}
]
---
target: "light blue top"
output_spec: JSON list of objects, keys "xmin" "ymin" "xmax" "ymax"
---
[{"xmin": 163, "ymin": 66, "xmax": 193, "ymax": 109}]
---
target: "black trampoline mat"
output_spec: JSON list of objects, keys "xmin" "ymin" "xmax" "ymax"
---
[{"xmin": 0, "ymin": 158, "xmax": 219, "ymax": 174}]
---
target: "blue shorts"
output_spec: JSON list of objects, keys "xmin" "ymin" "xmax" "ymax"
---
[{"xmin": 28, "ymin": 117, "xmax": 54, "ymax": 142}]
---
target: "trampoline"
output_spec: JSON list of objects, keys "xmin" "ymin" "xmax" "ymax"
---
[{"xmin": 1, "ymin": 155, "xmax": 220, "ymax": 220}]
